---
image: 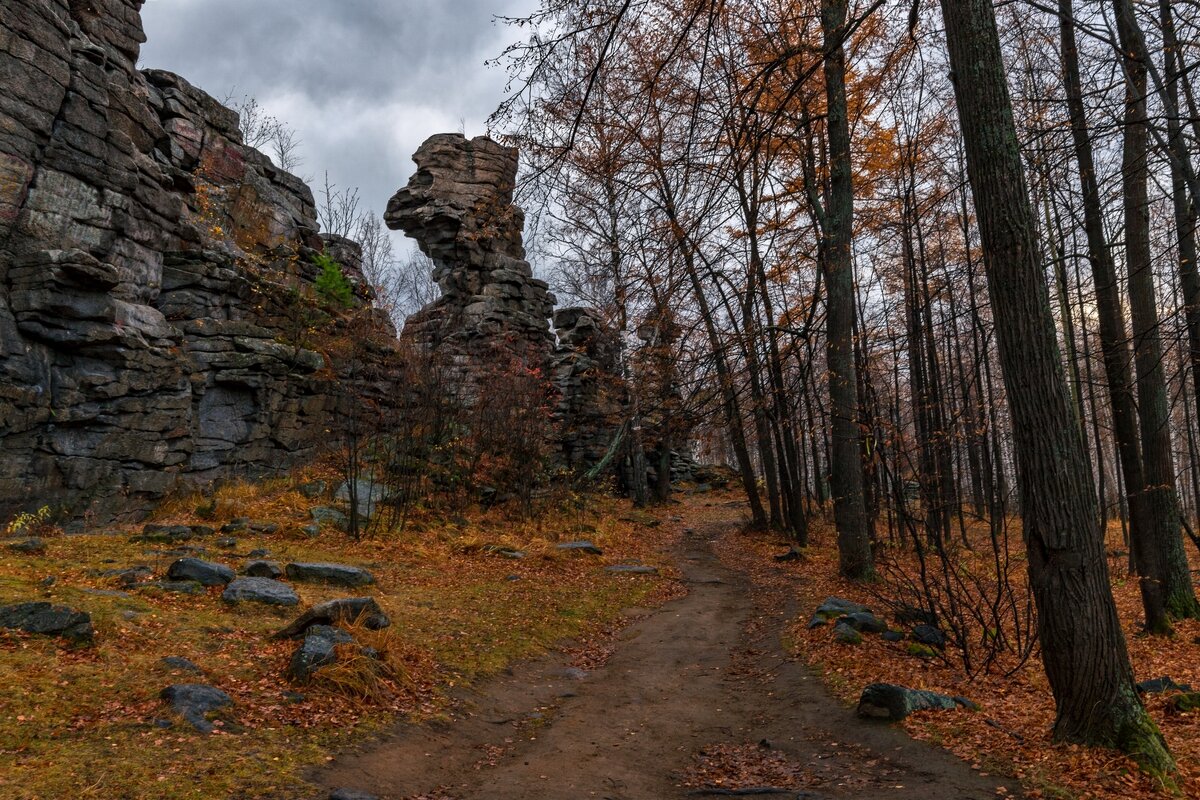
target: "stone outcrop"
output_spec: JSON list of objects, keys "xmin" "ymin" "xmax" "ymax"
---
[
  {"xmin": 0, "ymin": 1, "xmax": 390, "ymax": 522},
  {"xmin": 384, "ymin": 134, "xmax": 555, "ymax": 387},
  {"xmin": 550, "ymin": 307, "xmax": 622, "ymax": 473}
]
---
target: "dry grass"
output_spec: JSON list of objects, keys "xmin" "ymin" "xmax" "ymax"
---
[{"xmin": 0, "ymin": 472, "xmax": 683, "ymax": 800}]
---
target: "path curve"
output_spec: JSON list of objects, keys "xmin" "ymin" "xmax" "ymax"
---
[{"xmin": 318, "ymin": 515, "xmax": 1007, "ymax": 799}]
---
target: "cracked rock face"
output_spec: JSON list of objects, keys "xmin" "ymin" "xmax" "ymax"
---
[
  {"xmin": 384, "ymin": 134, "xmax": 555, "ymax": 367},
  {"xmin": 0, "ymin": 1, "xmax": 386, "ymax": 523}
]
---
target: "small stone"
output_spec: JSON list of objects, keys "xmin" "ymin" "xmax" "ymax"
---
[
  {"xmin": 161, "ymin": 656, "xmax": 203, "ymax": 674},
  {"xmin": 839, "ymin": 611, "xmax": 888, "ymax": 634},
  {"xmin": 160, "ymin": 684, "xmax": 233, "ymax": 733},
  {"xmin": 556, "ymin": 541, "xmax": 603, "ymax": 556},
  {"xmin": 249, "ymin": 521, "xmax": 278, "ymax": 534},
  {"xmin": 906, "ymin": 642, "xmax": 938, "ymax": 659},
  {"xmin": 284, "ymin": 562, "xmax": 374, "ymax": 587},
  {"xmin": 605, "ymin": 565, "xmax": 658, "ymax": 575},
  {"xmin": 301, "ymin": 524, "xmax": 320, "ymax": 538},
  {"xmin": 910, "ymin": 624, "xmax": 947, "ymax": 649},
  {"xmin": 167, "ymin": 558, "xmax": 235, "ymax": 587},
  {"xmin": 814, "ymin": 596, "xmax": 870, "ymax": 621},
  {"xmin": 834, "ymin": 622, "xmax": 862, "ymax": 645},
  {"xmin": 104, "ymin": 565, "xmax": 153, "ymax": 586},
  {"xmin": 242, "ymin": 560, "xmax": 283, "ymax": 579},
  {"xmin": 215, "ymin": 537, "xmax": 238, "ymax": 549},
  {"xmin": 222, "ymin": 577, "xmax": 299, "ymax": 606},
  {"xmin": 7, "ymin": 538, "xmax": 45, "ymax": 554},
  {"xmin": 221, "ymin": 518, "xmax": 250, "ymax": 534},
  {"xmin": 881, "ymin": 630, "xmax": 905, "ymax": 643},
  {"xmin": 1170, "ymin": 692, "xmax": 1200, "ymax": 712}
]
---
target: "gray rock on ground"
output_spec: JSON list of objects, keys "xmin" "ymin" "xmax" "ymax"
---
[
  {"xmin": 167, "ymin": 557, "xmax": 235, "ymax": 587},
  {"xmin": 284, "ymin": 562, "xmax": 375, "ymax": 587},
  {"xmin": 160, "ymin": 683, "xmax": 233, "ymax": 733},
  {"xmin": 288, "ymin": 625, "xmax": 355, "ymax": 682},
  {"xmin": 222, "ymin": 577, "xmax": 299, "ymax": 606},
  {"xmin": 856, "ymin": 683, "xmax": 978, "ymax": 721},
  {"xmin": 274, "ymin": 597, "xmax": 391, "ymax": 639},
  {"xmin": 606, "ymin": 565, "xmax": 659, "ymax": 575},
  {"xmin": 161, "ymin": 656, "xmax": 203, "ymax": 674},
  {"xmin": 0, "ymin": 602, "xmax": 94, "ymax": 644},
  {"xmin": 242, "ymin": 560, "xmax": 283, "ymax": 579}
]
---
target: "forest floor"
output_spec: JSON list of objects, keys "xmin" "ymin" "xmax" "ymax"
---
[
  {"xmin": 4, "ymin": 484, "xmax": 1195, "ymax": 799},
  {"xmin": 317, "ymin": 499, "xmax": 1010, "ymax": 800}
]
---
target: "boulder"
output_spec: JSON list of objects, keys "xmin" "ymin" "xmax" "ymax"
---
[
  {"xmin": 336, "ymin": 478, "xmax": 386, "ymax": 520},
  {"xmin": 813, "ymin": 596, "xmax": 870, "ymax": 623},
  {"xmin": 288, "ymin": 625, "xmax": 355, "ymax": 682},
  {"xmin": 833, "ymin": 621, "xmax": 863, "ymax": 645},
  {"xmin": 222, "ymin": 577, "xmax": 299, "ymax": 606},
  {"xmin": 310, "ymin": 507, "xmax": 349, "ymax": 530},
  {"xmin": 167, "ymin": 557, "xmax": 235, "ymax": 587},
  {"xmin": 284, "ymin": 562, "xmax": 375, "ymax": 587},
  {"xmin": 242, "ymin": 560, "xmax": 283, "ymax": 579},
  {"xmin": 856, "ymin": 683, "xmax": 978, "ymax": 721},
  {"xmin": 838, "ymin": 611, "xmax": 888, "ymax": 634},
  {"xmin": 910, "ymin": 624, "xmax": 947, "ymax": 649},
  {"xmin": 7, "ymin": 538, "xmax": 45, "ymax": 554},
  {"xmin": 0, "ymin": 602, "xmax": 94, "ymax": 644},
  {"xmin": 274, "ymin": 597, "xmax": 391, "ymax": 639},
  {"xmin": 160, "ymin": 684, "xmax": 233, "ymax": 733}
]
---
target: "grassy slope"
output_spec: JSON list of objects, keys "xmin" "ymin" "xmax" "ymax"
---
[{"xmin": 0, "ymin": 479, "xmax": 683, "ymax": 800}]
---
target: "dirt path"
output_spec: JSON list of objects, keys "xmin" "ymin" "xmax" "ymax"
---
[{"xmin": 317, "ymin": 512, "xmax": 1008, "ymax": 800}]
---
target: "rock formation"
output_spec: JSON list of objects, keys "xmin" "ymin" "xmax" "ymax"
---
[
  {"xmin": 550, "ymin": 307, "xmax": 623, "ymax": 473},
  {"xmin": 0, "ymin": 0, "xmax": 388, "ymax": 522},
  {"xmin": 384, "ymin": 134, "xmax": 555, "ymax": 385}
]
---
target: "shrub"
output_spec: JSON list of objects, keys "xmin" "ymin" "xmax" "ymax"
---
[{"xmin": 313, "ymin": 253, "xmax": 354, "ymax": 308}]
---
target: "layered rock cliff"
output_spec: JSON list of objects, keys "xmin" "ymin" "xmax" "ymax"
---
[{"xmin": 0, "ymin": 0, "xmax": 385, "ymax": 522}]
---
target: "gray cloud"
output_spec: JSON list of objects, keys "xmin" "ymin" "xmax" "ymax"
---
[{"xmin": 139, "ymin": 0, "xmax": 538, "ymax": 235}]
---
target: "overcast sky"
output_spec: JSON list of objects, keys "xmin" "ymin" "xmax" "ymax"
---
[{"xmin": 139, "ymin": 0, "xmax": 538, "ymax": 247}]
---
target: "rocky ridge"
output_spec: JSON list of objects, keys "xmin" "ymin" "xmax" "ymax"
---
[{"xmin": 0, "ymin": 0, "xmax": 390, "ymax": 522}]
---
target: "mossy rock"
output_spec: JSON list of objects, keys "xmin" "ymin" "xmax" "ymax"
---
[
  {"xmin": 1170, "ymin": 692, "xmax": 1200, "ymax": 713},
  {"xmin": 906, "ymin": 642, "xmax": 937, "ymax": 659}
]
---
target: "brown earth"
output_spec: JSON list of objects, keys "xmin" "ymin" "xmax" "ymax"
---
[{"xmin": 317, "ymin": 508, "xmax": 1008, "ymax": 800}]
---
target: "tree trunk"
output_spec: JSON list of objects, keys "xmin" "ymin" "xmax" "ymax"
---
[
  {"xmin": 1058, "ymin": 0, "xmax": 1166, "ymax": 631},
  {"xmin": 939, "ymin": 0, "xmax": 1172, "ymax": 771},
  {"xmin": 1114, "ymin": 0, "xmax": 1200, "ymax": 622},
  {"xmin": 820, "ymin": 0, "xmax": 873, "ymax": 579}
]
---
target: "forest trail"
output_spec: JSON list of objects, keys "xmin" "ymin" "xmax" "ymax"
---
[{"xmin": 318, "ymin": 506, "xmax": 1007, "ymax": 800}]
